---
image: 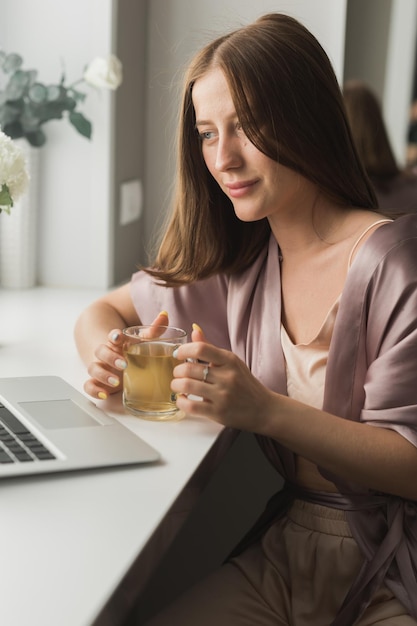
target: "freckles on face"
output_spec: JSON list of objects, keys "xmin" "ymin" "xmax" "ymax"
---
[
  {"xmin": 191, "ymin": 69, "xmax": 268, "ymax": 182},
  {"xmin": 192, "ymin": 69, "xmax": 243, "ymax": 173},
  {"xmin": 191, "ymin": 68, "xmax": 302, "ymax": 222}
]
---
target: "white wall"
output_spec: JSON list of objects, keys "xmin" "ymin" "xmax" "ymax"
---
[
  {"xmin": 1, "ymin": 0, "xmax": 116, "ymax": 288},
  {"xmin": 143, "ymin": 0, "xmax": 348, "ymax": 249}
]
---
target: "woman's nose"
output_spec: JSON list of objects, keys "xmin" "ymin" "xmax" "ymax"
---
[{"xmin": 215, "ymin": 137, "xmax": 241, "ymax": 171}]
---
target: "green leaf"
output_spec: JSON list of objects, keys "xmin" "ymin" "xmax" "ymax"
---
[
  {"xmin": 37, "ymin": 100, "xmax": 66, "ymax": 122},
  {"xmin": 63, "ymin": 95, "xmax": 76, "ymax": 111},
  {"xmin": 5, "ymin": 70, "xmax": 39, "ymax": 101},
  {"xmin": 26, "ymin": 130, "xmax": 46, "ymax": 147},
  {"xmin": 0, "ymin": 183, "xmax": 13, "ymax": 209},
  {"xmin": 46, "ymin": 85, "xmax": 65, "ymax": 101},
  {"xmin": 68, "ymin": 87, "xmax": 87, "ymax": 102},
  {"xmin": 2, "ymin": 121, "xmax": 24, "ymax": 139},
  {"xmin": 28, "ymin": 82, "xmax": 47, "ymax": 103},
  {"xmin": 26, "ymin": 69, "xmax": 38, "ymax": 86},
  {"xmin": 12, "ymin": 69, "xmax": 31, "ymax": 87},
  {"xmin": 69, "ymin": 111, "xmax": 92, "ymax": 139},
  {"xmin": 68, "ymin": 87, "xmax": 87, "ymax": 103},
  {"xmin": 5, "ymin": 74, "xmax": 27, "ymax": 100},
  {"xmin": 3, "ymin": 53, "xmax": 23, "ymax": 73},
  {"xmin": 1, "ymin": 102, "xmax": 23, "ymax": 129}
]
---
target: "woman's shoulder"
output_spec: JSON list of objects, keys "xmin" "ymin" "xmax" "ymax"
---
[
  {"xmin": 340, "ymin": 215, "xmax": 417, "ymax": 327},
  {"xmin": 131, "ymin": 267, "xmax": 230, "ymax": 291},
  {"xmin": 353, "ymin": 213, "xmax": 417, "ymax": 276},
  {"xmin": 372, "ymin": 213, "xmax": 417, "ymax": 244}
]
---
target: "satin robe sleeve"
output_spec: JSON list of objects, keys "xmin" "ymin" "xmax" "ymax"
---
[
  {"xmin": 130, "ymin": 269, "xmax": 232, "ymax": 351},
  {"xmin": 324, "ymin": 213, "xmax": 417, "ymax": 451}
]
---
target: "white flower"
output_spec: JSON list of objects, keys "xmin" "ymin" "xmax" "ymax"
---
[
  {"xmin": 0, "ymin": 130, "xmax": 30, "ymax": 213},
  {"xmin": 83, "ymin": 54, "xmax": 123, "ymax": 90}
]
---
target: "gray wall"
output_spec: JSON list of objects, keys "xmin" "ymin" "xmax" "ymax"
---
[
  {"xmin": 113, "ymin": 0, "xmax": 148, "ymax": 283},
  {"xmin": 344, "ymin": 0, "xmax": 392, "ymax": 97}
]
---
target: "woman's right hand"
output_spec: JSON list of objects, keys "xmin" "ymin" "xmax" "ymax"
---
[
  {"xmin": 84, "ymin": 328, "xmax": 126, "ymax": 400},
  {"xmin": 84, "ymin": 311, "xmax": 170, "ymax": 400}
]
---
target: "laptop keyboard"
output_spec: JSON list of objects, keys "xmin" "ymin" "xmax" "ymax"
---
[{"xmin": 0, "ymin": 402, "xmax": 56, "ymax": 464}]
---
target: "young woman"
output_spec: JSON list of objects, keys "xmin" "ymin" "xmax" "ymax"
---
[{"xmin": 75, "ymin": 13, "xmax": 417, "ymax": 625}]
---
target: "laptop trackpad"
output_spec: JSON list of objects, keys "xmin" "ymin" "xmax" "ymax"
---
[{"xmin": 19, "ymin": 400, "xmax": 100, "ymax": 429}]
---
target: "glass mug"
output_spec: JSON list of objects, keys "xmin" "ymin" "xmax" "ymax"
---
[{"xmin": 122, "ymin": 325, "xmax": 187, "ymax": 421}]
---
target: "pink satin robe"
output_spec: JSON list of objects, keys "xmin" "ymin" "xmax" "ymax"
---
[{"xmin": 131, "ymin": 213, "xmax": 417, "ymax": 624}]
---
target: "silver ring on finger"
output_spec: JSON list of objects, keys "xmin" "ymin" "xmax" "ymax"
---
[{"xmin": 202, "ymin": 364, "xmax": 210, "ymax": 383}]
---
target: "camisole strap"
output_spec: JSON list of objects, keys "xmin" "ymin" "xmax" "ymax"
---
[{"xmin": 348, "ymin": 219, "xmax": 393, "ymax": 268}]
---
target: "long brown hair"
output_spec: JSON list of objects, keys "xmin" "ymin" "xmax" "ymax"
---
[{"xmin": 147, "ymin": 13, "xmax": 377, "ymax": 285}]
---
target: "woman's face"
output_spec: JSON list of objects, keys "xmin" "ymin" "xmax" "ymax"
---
[{"xmin": 192, "ymin": 67, "xmax": 305, "ymax": 223}]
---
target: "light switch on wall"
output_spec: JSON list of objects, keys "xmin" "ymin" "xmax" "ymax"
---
[{"xmin": 119, "ymin": 179, "xmax": 143, "ymax": 226}]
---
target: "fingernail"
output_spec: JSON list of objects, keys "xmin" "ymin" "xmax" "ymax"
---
[
  {"xmin": 108, "ymin": 376, "xmax": 119, "ymax": 387},
  {"xmin": 115, "ymin": 358, "xmax": 127, "ymax": 369},
  {"xmin": 159, "ymin": 310, "xmax": 168, "ymax": 317},
  {"xmin": 192, "ymin": 323, "xmax": 204, "ymax": 333},
  {"xmin": 98, "ymin": 391, "xmax": 108, "ymax": 400},
  {"xmin": 110, "ymin": 331, "xmax": 120, "ymax": 342},
  {"xmin": 173, "ymin": 348, "xmax": 179, "ymax": 359}
]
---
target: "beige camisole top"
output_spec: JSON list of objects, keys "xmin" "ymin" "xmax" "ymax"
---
[{"xmin": 281, "ymin": 219, "xmax": 392, "ymax": 489}]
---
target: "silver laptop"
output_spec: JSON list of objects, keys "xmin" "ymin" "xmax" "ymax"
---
[{"xmin": 0, "ymin": 375, "xmax": 160, "ymax": 478}]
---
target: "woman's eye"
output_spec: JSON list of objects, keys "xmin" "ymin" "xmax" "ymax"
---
[{"xmin": 199, "ymin": 130, "xmax": 216, "ymax": 141}]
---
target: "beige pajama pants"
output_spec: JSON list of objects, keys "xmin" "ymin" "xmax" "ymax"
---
[{"xmin": 146, "ymin": 500, "xmax": 416, "ymax": 626}]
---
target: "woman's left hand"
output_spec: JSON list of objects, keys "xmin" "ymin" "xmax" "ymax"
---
[{"xmin": 171, "ymin": 324, "xmax": 276, "ymax": 433}]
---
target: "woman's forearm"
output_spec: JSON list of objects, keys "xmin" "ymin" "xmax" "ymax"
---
[
  {"xmin": 74, "ymin": 283, "xmax": 140, "ymax": 365},
  {"xmin": 264, "ymin": 394, "xmax": 417, "ymax": 500}
]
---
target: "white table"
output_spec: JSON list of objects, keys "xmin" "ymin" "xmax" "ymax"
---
[{"xmin": 0, "ymin": 287, "xmax": 234, "ymax": 626}]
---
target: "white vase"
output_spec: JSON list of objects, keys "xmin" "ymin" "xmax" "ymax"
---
[{"xmin": 0, "ymin": 139, "xmax": 39, "ymax": 289}]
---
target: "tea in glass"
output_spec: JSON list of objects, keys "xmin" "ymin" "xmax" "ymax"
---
[{"xmin": 122, "ymin": 325, "xmax": 187, "ymax": 420}]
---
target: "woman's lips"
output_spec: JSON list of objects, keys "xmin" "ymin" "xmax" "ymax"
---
[{"xmin": 225, "ymin": 179, "xmax": 258, "ymax": 198}]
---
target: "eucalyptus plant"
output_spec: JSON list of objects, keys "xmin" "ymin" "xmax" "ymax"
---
[{"xmin": 0, "ymin": 50, "xmax": 122, "ymax": 148}]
